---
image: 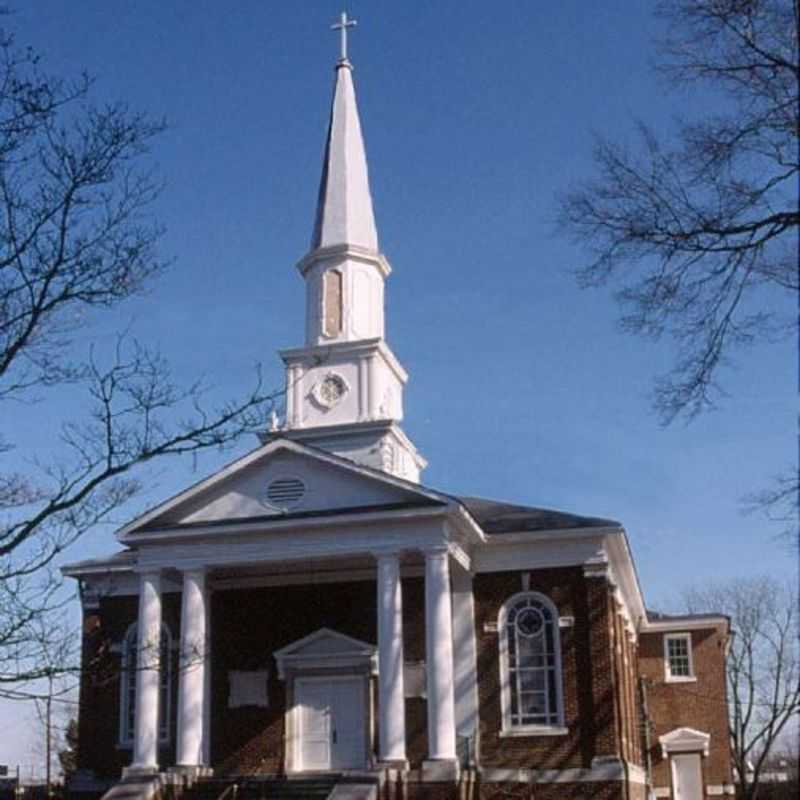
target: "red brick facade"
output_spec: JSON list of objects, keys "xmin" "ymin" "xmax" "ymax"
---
[
  {"xmin": 639, "ymin": 624, "xmax": 733, "ymax": 795},
  {"xmin": 74, "ymin": 568, "xmax": 729, "ymax": 800}
]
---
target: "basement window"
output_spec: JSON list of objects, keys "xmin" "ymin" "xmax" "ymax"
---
[{"xmin": 664, "ymin": 633, "xmax": 695, "ymax": 682}]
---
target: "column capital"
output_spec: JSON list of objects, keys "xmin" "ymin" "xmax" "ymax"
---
[
  {"xmin": 182, "ymin": 566, "xmax": 208, "ymax": 581},
  {"xmin": 372, "ymin": 547, "xmax": 404, "ymax": 561},
  {"xmin": 135, "ymin": 568, "xmax": 163, "ymax": 581},
  {"xmin": 423, "ymin": 544, "xmax": 450, "ymax": 560}
]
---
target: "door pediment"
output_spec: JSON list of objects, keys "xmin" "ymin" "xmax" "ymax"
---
[
  {"xmin": 659, "ymin": 727, "xmax": 710, "ymax": 757},
  {"xmin": 274, "ymin": 627, "xmax": 377, "ymax": 679}
]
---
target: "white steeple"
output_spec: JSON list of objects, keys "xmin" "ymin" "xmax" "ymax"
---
[
  {"xmin": 310, "ymin": 58, "xmax": 378, "ymax": 253},
  {"xmin": 275, "ymin": 16, "xmax": 426, "ymax": 483}
]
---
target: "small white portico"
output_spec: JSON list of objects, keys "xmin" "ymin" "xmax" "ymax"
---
[{"xmin": 101, "ymin": 437, "xmax": 483, "ymax": 776}]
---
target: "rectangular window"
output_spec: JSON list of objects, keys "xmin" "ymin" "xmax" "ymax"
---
[
  {"xmin": 323, "ymin": 270, "xmax": 343, "ymax": 337},
  {"xmin": 664, "ymin": 633, "xmax": 694, "ymax": 681}
]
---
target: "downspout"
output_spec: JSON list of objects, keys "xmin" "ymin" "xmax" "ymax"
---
[{"xmin": 639, "ymin": 676, "xmax": 654, "ymax": 797}]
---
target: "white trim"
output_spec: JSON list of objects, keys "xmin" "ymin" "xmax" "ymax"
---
[
  {"xmin": 643, "ymin": 617, "xmax": 728, "ymax": 632},
  {"xmin": 664, "ymin": 632, "xmax": 695, "ymax": 682},
  {"xmin": 451, "ymin": 563, "xmax": 480, "ymax": 744},
  {"xmin": 478, "ymin": 761, "xmax": 647, "ymax": 784},
  {"xmin": 280, "ymin": 337, "xmax": 406, "ymax": 385},
  {"xmin": 273, "ymin": 627, "xmax": 377, "ymax": 680},
  {"xmin": 659, "ymin": 726, "xmax": 710, "ymax": 757},
  {"xmin": 125, "ymin": 505, "xmax": 451, "ymax": 545},
  {"xmin": 133, "ymin": 521, "xmax": 449, "ymax": 574},
  {"xmin": 483, "ymin": 527, "xmax": 622, "ymax": 544},
  {"xmin": 474, "ymin": 537, "xmax": 606, "ymax": 574},
  {"xmin": 291, "ymin": 674, "xmax": 369, "ymax": 772},
  {"xmin": 498, "ymin": 727, "xmax": 568, "ymax": 738},
  {"xmin": 707, "ymin": 785, "xmax": 736, "ymax": 796},
  {"xmin": 498, "ymin": 591, "xmax": 565, "ymax": 734},
  {"xmin": 296, "ymin": 242, "xmax": 392, "ymax": 280},
  {"xmin": 116, "ymin": 437, "xmax": 447, "ymax": 540}
]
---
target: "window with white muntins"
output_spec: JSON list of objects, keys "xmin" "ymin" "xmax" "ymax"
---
[
  {"xmin": 664, "ymin": 633, "xmax": 695, "ymax": 682},
  {"xmin": 498, "ymin": 592, "xmax": 566, "ymax": 735},
  {"xmin": 120, "ymin": 622, "xmax": 173, "ymax": 745}
]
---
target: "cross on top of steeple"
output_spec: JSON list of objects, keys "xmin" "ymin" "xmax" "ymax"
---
[{"xmin": 331, "ymin": 11, "xmax": 357, "ymax": 65}]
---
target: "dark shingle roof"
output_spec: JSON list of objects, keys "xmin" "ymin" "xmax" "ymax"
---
[{"xmin": 455, "ymin": 495, "xmax": 621, "ymax": 535}]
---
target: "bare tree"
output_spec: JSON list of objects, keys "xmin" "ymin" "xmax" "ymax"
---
[
  {"xmin": 685, "ymin": 577, "xmax": 799, "ymax": 800},
  {"xmin": 559, "ymin": 0, "xmax": 798, "ymax": 423},
  {"xmin": 0, "ymin": 24, "xmax": 278, "ymax": 690}
]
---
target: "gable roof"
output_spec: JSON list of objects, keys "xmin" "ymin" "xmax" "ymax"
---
[
  {"xmin": 117, "ymin": 437, "xmax": 451, "ymax": 539},
  {"xmin": 455, "ymin": 495, "xmax": 621, "ymax": 535}
]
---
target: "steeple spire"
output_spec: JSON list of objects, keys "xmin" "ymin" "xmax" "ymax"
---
[
  {"xmin": 277, "ymin": 16, "xmax": 426, "ymax": 483},
  {"xmin": 309, "ymin": 14, "xmax": 378, "ymax": 253}
]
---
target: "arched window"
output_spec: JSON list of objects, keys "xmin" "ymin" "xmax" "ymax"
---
[
  {"xmin": 120, "ymin": 622, "xmax": 173, "ymax": 745},
  {"xmin": 498, "ymin": 592, "xmax": 564, "ymax": 732}
]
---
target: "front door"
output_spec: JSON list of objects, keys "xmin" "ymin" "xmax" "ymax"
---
[
  {"xmin": 295, "ymin": 677, "xmax": 366, "ymax": 771},
  {"xmin": 671, "ymin": 754, "xmax": 704, "ymax": 800}
]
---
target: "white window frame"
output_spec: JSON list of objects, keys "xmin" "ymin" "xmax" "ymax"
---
[
  {"xmin": 119, "ymin": 621, "xmax": 173, "ymax": 747},
  {"xmin": 663, "ymin": 632, "xmax": 696, "ymax": 683},
  {"xmin": 498, "ymin": 591, "xmax": 567, "ymax": 736}
]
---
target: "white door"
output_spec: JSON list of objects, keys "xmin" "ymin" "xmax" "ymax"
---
[
  {"xmin": 671, "ymin": 754, "xmax": 704, "ymax": 800},
  {"xmin": 296, "ymin": 677, "xmax": 366, "ymax": 771}
]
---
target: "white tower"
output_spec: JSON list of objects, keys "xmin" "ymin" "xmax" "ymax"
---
[{"xmin": 277, "ymin": 16, "xmax": 426, "ymax": 482}]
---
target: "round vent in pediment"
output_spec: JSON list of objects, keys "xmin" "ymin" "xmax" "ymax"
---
[{"xmin": 266, "ymin": 476, "xmax": 306, "ymax": 510}]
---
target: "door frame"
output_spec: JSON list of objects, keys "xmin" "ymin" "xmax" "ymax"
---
[
  {"xmin": 669, "ymin": 752, "xmax": 704, "ymax": 800},
  {"xmin": 289, "ymin": 674, "xmax": 370, "ymax": 773}
]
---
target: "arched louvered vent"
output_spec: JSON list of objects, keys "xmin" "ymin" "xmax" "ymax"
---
[{"xmin": 266, "ymin": 477, "xmax": 306, "ymax": 509}]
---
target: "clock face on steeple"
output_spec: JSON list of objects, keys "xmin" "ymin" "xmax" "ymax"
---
[{"xmin": 312, "ymin": 373, "xmax": 348, "ymax": 409}]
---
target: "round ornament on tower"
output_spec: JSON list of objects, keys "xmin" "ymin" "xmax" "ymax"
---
[{"xmin": 312, "ymin": 372, "xmax": 349, "ymax": 410}]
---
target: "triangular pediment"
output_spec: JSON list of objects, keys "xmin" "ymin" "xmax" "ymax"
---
[
  {"xmin": 273, "ymin": 627, "xmax": 377, "ymax": 679},
  {"xmin": 118, "ymin": 438, "xmax": 447, "ymax": 540},
  {"xmin": 659, "ymin": 727, "xmax": 710, "ymax": 756}
]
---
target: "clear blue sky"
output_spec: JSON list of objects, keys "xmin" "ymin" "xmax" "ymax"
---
[{"xmin": 2, "ymin": 0, "xmax": 795, "ymax": 773}]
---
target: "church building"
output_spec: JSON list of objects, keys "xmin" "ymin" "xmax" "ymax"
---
[{"xmin": 64, "ymin": 16, "xmax": 734, "ymax": 800}]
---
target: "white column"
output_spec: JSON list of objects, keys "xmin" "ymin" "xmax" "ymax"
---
[
  {"xmin": 451, "ymin": 562, "xmax": 479, "ymax": 745},
  {"xmin": 176, "ymin": 569, "xmax": 208, "ymax": 768},
  {"xmin": 424, "ymin": 548, "xmax": 457, "ymax": 761},
  {"xmin": 132, "ymin": 571, "xmax": 162, "ymax": 771},
  {"xmin": 376, "ymin": 551, "xmax": 407, "ymax": 764}
]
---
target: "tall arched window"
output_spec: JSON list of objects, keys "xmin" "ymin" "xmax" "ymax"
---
[
  {"xmin": 119, "ymin": 622, "xmax": 173, "ymax": 745},
  {"xmin": 498, "ymin": 592, "xmax": 565, "ymax": 732}
]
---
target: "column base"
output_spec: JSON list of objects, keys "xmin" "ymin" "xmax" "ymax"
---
[
  {"xmin": 167, "ymin": 766, "xmax": 214, "ymax": 785},
  {"xmin": 376, "ymin": 759, "xmax": 409, "ymax": 771},
  {"xmin": 420, "ymin": 759, "xmax": 460, "ymax": 782},
  {"xmin": 121, "ymin": 765, "xmax": 160, "ymax": 779}
]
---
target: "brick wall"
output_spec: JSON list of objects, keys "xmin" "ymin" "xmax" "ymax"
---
[
  {"xmin": 76, "ymin": 593, "xmax": 181, "ymax": 778},
  {"xmin": 471, "ymin": 567, "xmax": 621, "ymax": 770},
  {"xmin": 639, "ymin": 625, "xmax": 732, "ymax": 791},
  {"xmin": 75, "ymin": 565, "xmax": 646, "ymax": 792}
]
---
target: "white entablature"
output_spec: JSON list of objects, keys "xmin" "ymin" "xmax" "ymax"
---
[{"xmin": 273, "ymin": 47, "xmax": 424, "ymax": 482}]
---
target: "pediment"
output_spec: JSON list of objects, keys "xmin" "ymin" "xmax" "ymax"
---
[
  {"xmin": 659, "ymin": 727, "xmax": 710, "ymax": 757},
  {"xmin": 273, "ymin": 627, "xmax": 377, "ymax": 679},
  {"xmin": 118, "ymin": 438, "xmax": 446, "ymax": 540}
]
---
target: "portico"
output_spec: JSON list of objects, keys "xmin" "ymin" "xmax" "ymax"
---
[{"xmin": 123, "ymin": 523, "xmax": 468, "ymax": 775}]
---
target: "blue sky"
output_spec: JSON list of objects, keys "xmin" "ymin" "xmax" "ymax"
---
[{"xmin": 1, "ymin": 1, "xmax": 795, "ymax": 773}]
